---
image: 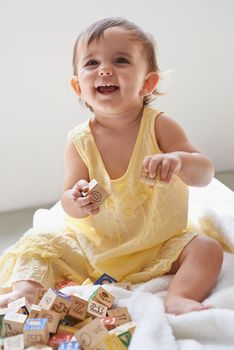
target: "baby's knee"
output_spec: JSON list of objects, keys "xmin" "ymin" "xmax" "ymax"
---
[{"xmin": 189, "ymin": 236, "xmax": 223, "ymax": 264}]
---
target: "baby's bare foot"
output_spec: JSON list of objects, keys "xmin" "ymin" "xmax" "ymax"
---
[
  {"xmin": 164, "ymin": 296, "xmax": 212, "ymax": 315},
  {"xmin": 0, "ymin": 290, "xmax": 34, "ymax": 308}
]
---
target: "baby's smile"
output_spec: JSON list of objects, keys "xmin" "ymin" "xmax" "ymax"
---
[{"xmin": 96, "ymin": 84, "xmax": 119, "ymax": 94}]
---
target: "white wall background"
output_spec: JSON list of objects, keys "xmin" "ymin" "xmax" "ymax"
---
[{"xmin": 0, "ymin": 0, "xmax": 233, "ymax": 213}]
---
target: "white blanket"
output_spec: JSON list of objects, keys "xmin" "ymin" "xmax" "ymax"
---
[
  {"xmin": 33, "ymin": 178, "xmax": 234, "ymax": 349},
  {"xmin": 61, "ymin": 252, "xmax": 234, "ymax": 350}
]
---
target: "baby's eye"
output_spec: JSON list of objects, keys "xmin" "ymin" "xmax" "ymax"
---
[
  {"xmin": 115, "ymin": 57, "xmax": 129, "ymax": 64},
  {"xmin": 86, "ymin": 59, "xmax": 98, "ymax": 66}
]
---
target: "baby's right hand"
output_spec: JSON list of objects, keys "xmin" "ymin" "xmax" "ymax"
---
[{"xmin": 69, "ymin": 180, "xmax": 100, "ymax": 216}]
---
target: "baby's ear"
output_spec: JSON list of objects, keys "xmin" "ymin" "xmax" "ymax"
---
[
  {"xmin": 71, "ymin": 76, "xmax": 81, "ymax": 96},
  {"xmin": 140, "ymin": 72, "xmax": 159, "ymax": 96}
]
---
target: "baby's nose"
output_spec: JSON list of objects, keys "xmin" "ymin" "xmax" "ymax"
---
[{"xmin": 98, "ymin": 68, "xmax": 113, "ymax": 76}]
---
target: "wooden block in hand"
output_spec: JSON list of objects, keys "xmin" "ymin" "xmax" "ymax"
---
[
  {"xmin": 82, "ymin": 179, "xmax": 109, "ymax": 204},
  {"xmin": 140, "ymin": 169, "xmax": 165, "ymax": 187}
]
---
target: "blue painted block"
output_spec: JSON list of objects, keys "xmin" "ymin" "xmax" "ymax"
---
[
  {"xmin": 58, "ymin": 341, "xmax": 81, "ymax": 349},
  {"xmin": 24, "ymin": 318, "xmax": 48, "ymax": 331},
  {"xmin": 93, "ymin": 273, "xmax": 118, "ymax": 285}
]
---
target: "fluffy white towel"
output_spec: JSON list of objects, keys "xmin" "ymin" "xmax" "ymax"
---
[{"xmin": 62, "ymin": 252, "xmax": 234, "ymax": 350}]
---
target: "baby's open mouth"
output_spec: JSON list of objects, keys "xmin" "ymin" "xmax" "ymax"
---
[{"xmin": 96, "ymin": 84, "xmax": 119, "ymax": 93}]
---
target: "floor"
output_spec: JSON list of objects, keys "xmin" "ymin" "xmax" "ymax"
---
[
  {"xmin": 0, "ymin": 172, "xmax": 233, "ymax": 255},
  {"xmin": 0, "ymin": 204, "xmax": 52, "ymax": 255}
]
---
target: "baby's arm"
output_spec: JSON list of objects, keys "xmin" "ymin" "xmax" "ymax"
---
[
  {"xmin": 61, "ymin": 138, "xmax": 100, "ymax": 218},
  {"xmin": 143, "ymin": 113, "xmax": 214, "ymax": 187}
]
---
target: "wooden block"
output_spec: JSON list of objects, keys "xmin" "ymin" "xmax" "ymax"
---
[
  {"xmin": 8, "ymin": 297, "xmax": 30, "ymax": 315},
  {"xmin": 100, "ymin": 317, "xmax": 117, "ymax": 330},
  {"xmin": 140, "ymin": 169, "xmax": 165, "ymax": 187},
  {"xmin": 3, "ymin": 334, "xmax": 24, "ymax": 350},
  {"xmin": 39, "ymin": 289, "xmax": 72, "ymax": 320},
  {"xmin": 39, "ymin": 309, "xmax": 61, "ymax": 334},
  {"xmin": 23, "ymin": 318, "xmax": 49, "ymax": 348},
  {"xmin": 90, "ymin": 287, "xmax": 115, "ymax": 309},
  {"xmin": 73, "ymin": 317, "xmax": 93, "ymax": 330},
  {"xmin": 48, "ymin": 333, "xmax": 73, "ymax": 350},
  {"xmin": 92, "ymin": 334, "xmax": 127, "ymax": 350},
  {"xmin": 93, "ymin": 273, "xmax": 118, "ymax": 285},
  {"xmin": 58, "ymin": 341, "xmax": 81, "ymax": 349},
  {"xmin": 55, "ymin": 280, "xmax": 79, "ymax": 290},
  {"xmin": 112, "ymin": 282, "xmax": 132, "ymax": 291},
  {"xmin": 109, "ymin": 321, "xmax": 136, "ymax": 336},
  {"xmin": 2, "ymin": 312, "xmax": 28, "ymax": 337},
  {"xmin": 27, "ymin": 345, "xmax": 53, "ymax": 350},
  {"xmin": 81, "ymin": 278, "xmax": 94, "ymax": 286},
  {"xmin": 57, "ymin": 324, "xmax": 78, "ymax": 335},
  {"xmin": 87, "ymin": 300, "xmax": 108, "ymax": 318},
  {"xmin": 0, "ymin": 308, "xmax": 8, "ymax": 334},
  {"xmin": 118, "ymin": 331, "xmax": 132, "ymax": 348},
  {"xmin": 73, "ymin": 318, "xmax": 108, "ymax": 350},
  {"xmin": 34, "ymin": 288, "xmax": 46, "ymax": 305},
  {"xmin": 82, "ymin": 179, "xmax": 109, "ymax": 204},
  {"xmin": 59, "ymin": 316, "xmax": 78, "ymax": 327},
  {"xmin": 28, "ymin": 305, "xmax": 42, "ymax": 319},
  {"xmin": 107, "ymin": 308, "xmax": 131, "ymax": 326},
  {"xmin": 67, "ymin": 296, "xmax": 88, "ymax": 321}
]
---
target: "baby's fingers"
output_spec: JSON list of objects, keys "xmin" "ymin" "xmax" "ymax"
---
[
  {"xmin": 160, "ymin": 159, "xmax": 171, "ymax": 182},
  {"xmin": 78, "ymin": 194, "xmax": 93, "ymax": 207}
]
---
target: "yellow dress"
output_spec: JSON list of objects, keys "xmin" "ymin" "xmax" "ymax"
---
[{"xmin": 0, "ymin": 107, "xmax": 197, "ymax": 293}]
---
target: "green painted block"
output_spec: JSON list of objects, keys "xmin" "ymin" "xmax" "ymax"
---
[{"xmin": 118, "ymin": 330, "xmax": 132, "ymax": 347}]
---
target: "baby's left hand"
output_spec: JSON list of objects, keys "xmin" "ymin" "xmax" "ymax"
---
[{"xmin": 143, "ymin": 153, "xmax": 182, "ymax": 184}]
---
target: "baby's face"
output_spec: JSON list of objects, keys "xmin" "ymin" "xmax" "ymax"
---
[{"xmin": 75, "ymin": 27, "xmax": 149, "ymax": 114}]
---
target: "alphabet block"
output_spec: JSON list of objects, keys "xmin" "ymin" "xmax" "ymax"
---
[
  {"xmin": 90, "ymin": 287, "xmax": 115, "ymax": 309},
  {"xmin": 140, "ymin": 169, "xmax": 165, "ymax": 187},
  {"xmin": 107, "ymin": 308, "xmax": 131, "ymax": 326},
  {"xmin": 39, "ymin": 289, "xmax": 72, "ymax": 320},
  {"xmin": 93, "ymin": 273, "xmax": 117, "ymax": 285},
  {"xmin": 100, "ymin": 317, "xmax": 117, "ymax": 330},
  {"xmin": 87, "ymin": 300, "xmax": 108, "ymax": 319},
  {"xmin": 73, "ymin": 318, "xmax": 108, "ymax": 350},
  {"xmin": 2, "ymin": 312, "xmax": 28, "ymax": 337},
  {"xmin": 82, "ymin": 179, "xmax": 109, "ymax": 205},
  {"xmin": 3, "ymin": 334, "xmax": 24, "ymax": 350},
  {"xmin": 67, "ymin": 296, "xmax": 88, "ymax": 321},
  {"xmin": 8, "ymin": 297, "xmax": 30, "ymax": 315},
  {"xmin": 92, "ymin": 334, "xmax": 127, "ymax": 350},
  {"xmin": 23, "ymin": 318, "xmax": 49, "ymax": 348}
]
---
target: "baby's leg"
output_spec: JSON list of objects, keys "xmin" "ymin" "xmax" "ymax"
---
[
  {"xmin": 164, "ymin": 236, "xmax": 223, "ymax": 315},
  {"xmin": 0, "ymin": 280, "xmax": 43, "ymax": 308}
]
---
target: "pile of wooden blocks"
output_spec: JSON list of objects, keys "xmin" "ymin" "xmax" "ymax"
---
[{"xmin": 0, "ymin": 274, "xmax": 135, "ymax": 350}]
